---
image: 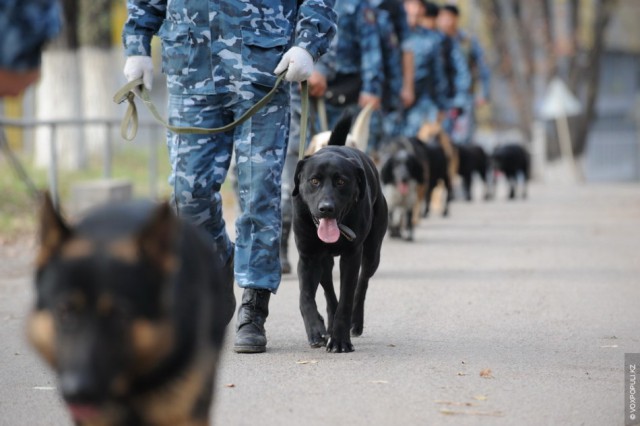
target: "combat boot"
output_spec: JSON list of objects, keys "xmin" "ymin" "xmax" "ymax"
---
[
  {"xmin": 221, "ymin": 249, "xmax": 236, "ymax": 325},
  {"xmin": 280, "ymin": 221, "xmax": 292, "ymax": 274},
  {"xmin": 233, "ymin": 288, "xmax": 271, "ymax": 353}
]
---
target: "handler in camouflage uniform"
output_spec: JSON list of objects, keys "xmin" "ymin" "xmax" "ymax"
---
[
  {"xmin": 0, "ymin": 0, "xmax": 61, "ymax": 97},
  {"xmin": 122, "ymin": 0, "xmax": 336, "ymax": 354}
]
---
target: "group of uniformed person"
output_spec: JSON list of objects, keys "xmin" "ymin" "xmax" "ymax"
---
[{"xmin": 281, "ymin": 0, "xmax": 491, "ymax": 275}]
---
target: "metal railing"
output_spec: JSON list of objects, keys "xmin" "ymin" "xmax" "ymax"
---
[{"xmin": 0, "ymin": 117, "xmax": 164, "ymax": 208}]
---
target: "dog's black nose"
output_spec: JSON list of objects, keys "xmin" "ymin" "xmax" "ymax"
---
[
  {"xmin": 318, "ymin": 202, "xmax": 335, "ymax": 215},
  {"xmin": 61, "ymin": 372, "xmax": 100, "ymax": 404}
]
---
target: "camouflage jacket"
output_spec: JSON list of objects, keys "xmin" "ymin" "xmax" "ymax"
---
[
  {"xmin": 316, "ymin": 0, "xmax": 383, "ymax": 98},
  {"xmin": 372, "ymin": 0, "xmax": 410, "ymax": 111},
  {"xmin": 123, "ymin": 0, "xmax": 337, "ymax": 95},
  {"xmin": 440, "ymin": 32, "xmax": 471, "ymax": 109},
  {"xmin": 455, "ymin": 30, "xmax": 490, "ymax": 100},
  {"xmin": 0, "ymin": 0, "xmax": 61, "ymax": 70},
  {"xmin": 406, "ymin": 26, "xmax": 447, "ymax": 110}
]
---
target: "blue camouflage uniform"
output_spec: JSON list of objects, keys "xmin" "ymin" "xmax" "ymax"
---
[
  {"xmin": 403, "ymin": 26, "xmax": 447, "ymax": 138},
  {"xmin": 440, "ymin": 33, "xmax": 471, "ymax": 137},
  {"xmin": 123, "ymin": 0, "xmax": 336, "ymax": 293},
  {"xmin": 452, "ymin": 30, "xmax": 490, "ymax": 144},
  {"xmin": 0, "ymin": 0, "xmax": 61, "ymax": 70},
  {"xmin": 317, "ymin": 0, "xmax": 384, "ymax": 129},
  {"xmin": 371, "ymin": 0, "xmax": 411, "ymax": 142}
]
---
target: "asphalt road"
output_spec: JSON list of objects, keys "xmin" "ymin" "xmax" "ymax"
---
[{"xmin": 1, "ymin": 182, "xmax": 638, "ymax": 425}]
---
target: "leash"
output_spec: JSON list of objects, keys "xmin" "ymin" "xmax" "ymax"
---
[{"xmin": 113, "ymin": 72, "xmax": 310, "ymax": 160}]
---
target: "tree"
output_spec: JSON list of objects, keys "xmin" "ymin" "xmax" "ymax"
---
[
  {"xmin": 479, "ymin": 0, "xmax": 618, "ymax": 158},
  {"xmin": 35, "ymin": 0, "xmax": 115, "ymax": 170}
]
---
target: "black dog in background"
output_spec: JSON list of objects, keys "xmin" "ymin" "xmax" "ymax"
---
[
  {"xmin": 292, "ymin": 116, "xmax": 388, "ymax": 353},
  {"xmin": 455, "ymin": 142, "xmax": 489, "ymax": 201},
  {"xmin": 490, "ymin": 143, "xmax": 531, "ymax": 200},
  {"xmin": 29, "ymin": 195, "xmax": 234, "ymax": 425}
]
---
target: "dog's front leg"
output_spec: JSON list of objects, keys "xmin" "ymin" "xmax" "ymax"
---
[
  {"xmin": 326, "ymin": 248, "xmax": 362, "ymax": 353},
  {"xmin": 298, "ymin": 254, "xmax": 328, "ymax": 347}
]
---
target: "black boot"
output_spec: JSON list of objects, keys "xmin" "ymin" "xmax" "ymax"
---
[
  {"xmin": 280, "ymin": 221, "xmax": 292, "ymax": 274},
  {"xmin": 220, "ymin": 249, "xmax": 236, "ymax": 326},
  {"xmin": 233, "ymin": 288, "xmax": 271, "ymax": 353}
]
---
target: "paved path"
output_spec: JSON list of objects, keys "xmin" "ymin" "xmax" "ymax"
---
[{"xmin": 1, "ymin": 182, "xmax": 639, "ymax": 425}]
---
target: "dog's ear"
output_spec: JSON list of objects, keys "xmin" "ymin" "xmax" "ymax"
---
[
  {"xmin": 380, "ymin": 158, "xmax": 393, "ymax": 185},
  {"xmin": 37, "ymin": 192, "xmax": 72, "ymax": 268},
  {"xmin": 137, "ymin": 202, "xmax": 179, "ymax": 273},
  {"xmin": 292, "ymin": 157, "xmax": 308, "ymax": 197}
]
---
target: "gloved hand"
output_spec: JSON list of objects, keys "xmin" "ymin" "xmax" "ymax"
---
[
  {"xmin": 273, "ymin": 46, "xmax": 314, "ymax": 82},
  {"xmin": 123, "ymin": 55, "xmax": 154, "ymax": 90}
]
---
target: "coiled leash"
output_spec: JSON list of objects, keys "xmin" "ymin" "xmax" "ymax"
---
[{"xmin": 113, "ymin": 70, "xmax": 309, "ymax": 161}]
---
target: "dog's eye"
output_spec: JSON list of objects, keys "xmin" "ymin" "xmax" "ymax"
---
[
  {"xmin": 57, "ymin": 303, "xmax": 82, "ymax": 328},
  {"xmin": 309, "ymin": 178, "xmax": 320, "ymax": 186},
  {"xmin": 336, "ymin": 178, "xmax": 345, "ymax": 187}
]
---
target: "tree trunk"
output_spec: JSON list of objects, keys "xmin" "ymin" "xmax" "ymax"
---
[
  {"xmin": 34, "ymin": 0, "xmax": 85, "ymax": 170},
  {"xmin": 78, "ymin": 0, "xmax": 116, "ymax": 160},
  {"xmin": 569, "ymin": 0, "xmax": 618, "ymax": 157}
]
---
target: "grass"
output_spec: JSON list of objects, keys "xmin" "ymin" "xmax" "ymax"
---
[
  {"xmin": 0, "ymin": 143, "xmax": 173, "ymax": 240},
  {"xmin": 1, "ymin": 139, "xmax": 241, "ymax": 242}
]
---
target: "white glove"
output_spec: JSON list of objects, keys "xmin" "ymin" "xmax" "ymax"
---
[
  {"xmin": 273, "ymin": 46, "xmax": 314, "ymax": 82},
  {"xmin": 124, "ymin": 55, "xmax": 154, "ymax": 90}
]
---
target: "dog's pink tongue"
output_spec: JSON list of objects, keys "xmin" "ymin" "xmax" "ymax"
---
[
  {"xmin": 317, "ymin": 218, "xmax": 340, "ymax": 243},
  {"xmin": 398, "ymin": 182, "xmax": 409, "ymax": 195},
  {"xmin": 68, "ymin": 404, "xmax": 100, "ymax": 422}
]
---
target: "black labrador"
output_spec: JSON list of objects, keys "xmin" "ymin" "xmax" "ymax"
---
[
  {"xmin": 455, "ymin": 142, "xmax": 489, "ymax": 201},
  {"xmin": 292, "ymin": 116, "xmax": 388, "ymax": 353},
  {"xmin": 490, "ymin": 143, "xmax": 530, "ymax": 200}
]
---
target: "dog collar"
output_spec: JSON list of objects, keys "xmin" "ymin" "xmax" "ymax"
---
[{"xmin": 311, "ymin": 216, "xmax": 357, "ymax": 242}]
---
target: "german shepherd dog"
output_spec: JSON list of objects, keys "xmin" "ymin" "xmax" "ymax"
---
[
  {"xmin": 28, "ymin": 195, "xmax": 233, "ymax": 426},
  {"xmin": 292, "ymin": 116, "xmax": 388, "ymax": 353}
]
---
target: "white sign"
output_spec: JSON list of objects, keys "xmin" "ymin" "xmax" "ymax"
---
[{"xmin": 539, "ymin": 77, "xmax": 583, "ymax": 119}]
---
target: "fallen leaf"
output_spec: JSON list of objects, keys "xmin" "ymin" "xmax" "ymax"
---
[
  {"xmin": 473, "ymin": 395, "xmax": 488, "ymax": 401},
  {"xmin": 370, "ymin": 380, "xmax": 389, "ymax": 384},
  {"xmin": 435, "ymin": 400, "xmax": 475, "ymax": 407},
  {"xmin": 457, "ymin": 371, "xmax": 466, "ymax": 376},
  {"xmin": 224, "ymin": 383, "xmax": 235, "ymax": 388},
  {"xmin": 296, "ymin": 360, "xmax": 318, "ymax": 364},
  {"xmin": 479, "ymin": 368, "xmax": 493, "ymax": 378},
  {"xmin": 440, "ymin": 409, "xmax": 503, "ymax": 417}
]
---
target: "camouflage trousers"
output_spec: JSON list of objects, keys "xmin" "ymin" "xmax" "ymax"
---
[
  {"xmin": 167, "ymin": 86, "xmax": 290, "ymax": 293},
  {"xmin": 403, "ymin": 96, "xmax": 439, "ymax": 138}
]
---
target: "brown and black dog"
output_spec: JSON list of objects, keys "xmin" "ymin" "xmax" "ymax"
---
[{"xmin": 28, "ymin": 195, "xmax": 233, "ymax": 426}]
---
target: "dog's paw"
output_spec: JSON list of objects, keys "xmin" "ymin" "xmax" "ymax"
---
[
  {"xmin": 326, "ymin": 336, "xmax": 354, "ymax": 353},
  {"xmin": 350, "ymin": 323, "xmax": 363, "ymax": 337},
  {"xmin": 308, "ymin": 333, "xmax": 327, "ymax": 348}
]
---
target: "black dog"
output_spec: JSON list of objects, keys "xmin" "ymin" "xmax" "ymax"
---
[
  {"xmin": 292, "ymin": 116, "xmax": 388, "ymax": 353},
  {"xmin": 380, "ymin": 138, "xmax": 425, "ymax": 241},
  {"xmin": 490, "ymin": 143, "xmax": 530, "ymax": 199},
  {"xmin": 455, "ymin": 142, "xmax": 489, "ymax": 201},
  {"xmin": 28, "ymin": 195, "xmax": 234, "ymax": 425}
]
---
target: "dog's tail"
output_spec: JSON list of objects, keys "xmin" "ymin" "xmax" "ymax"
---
[
  {"xmin": 350, "ymin": 103, "xmax": 375, "ymax": 152},
  {"xmin": 328, "ymin": 114, "xmax": 353, "ymax": 147}
]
